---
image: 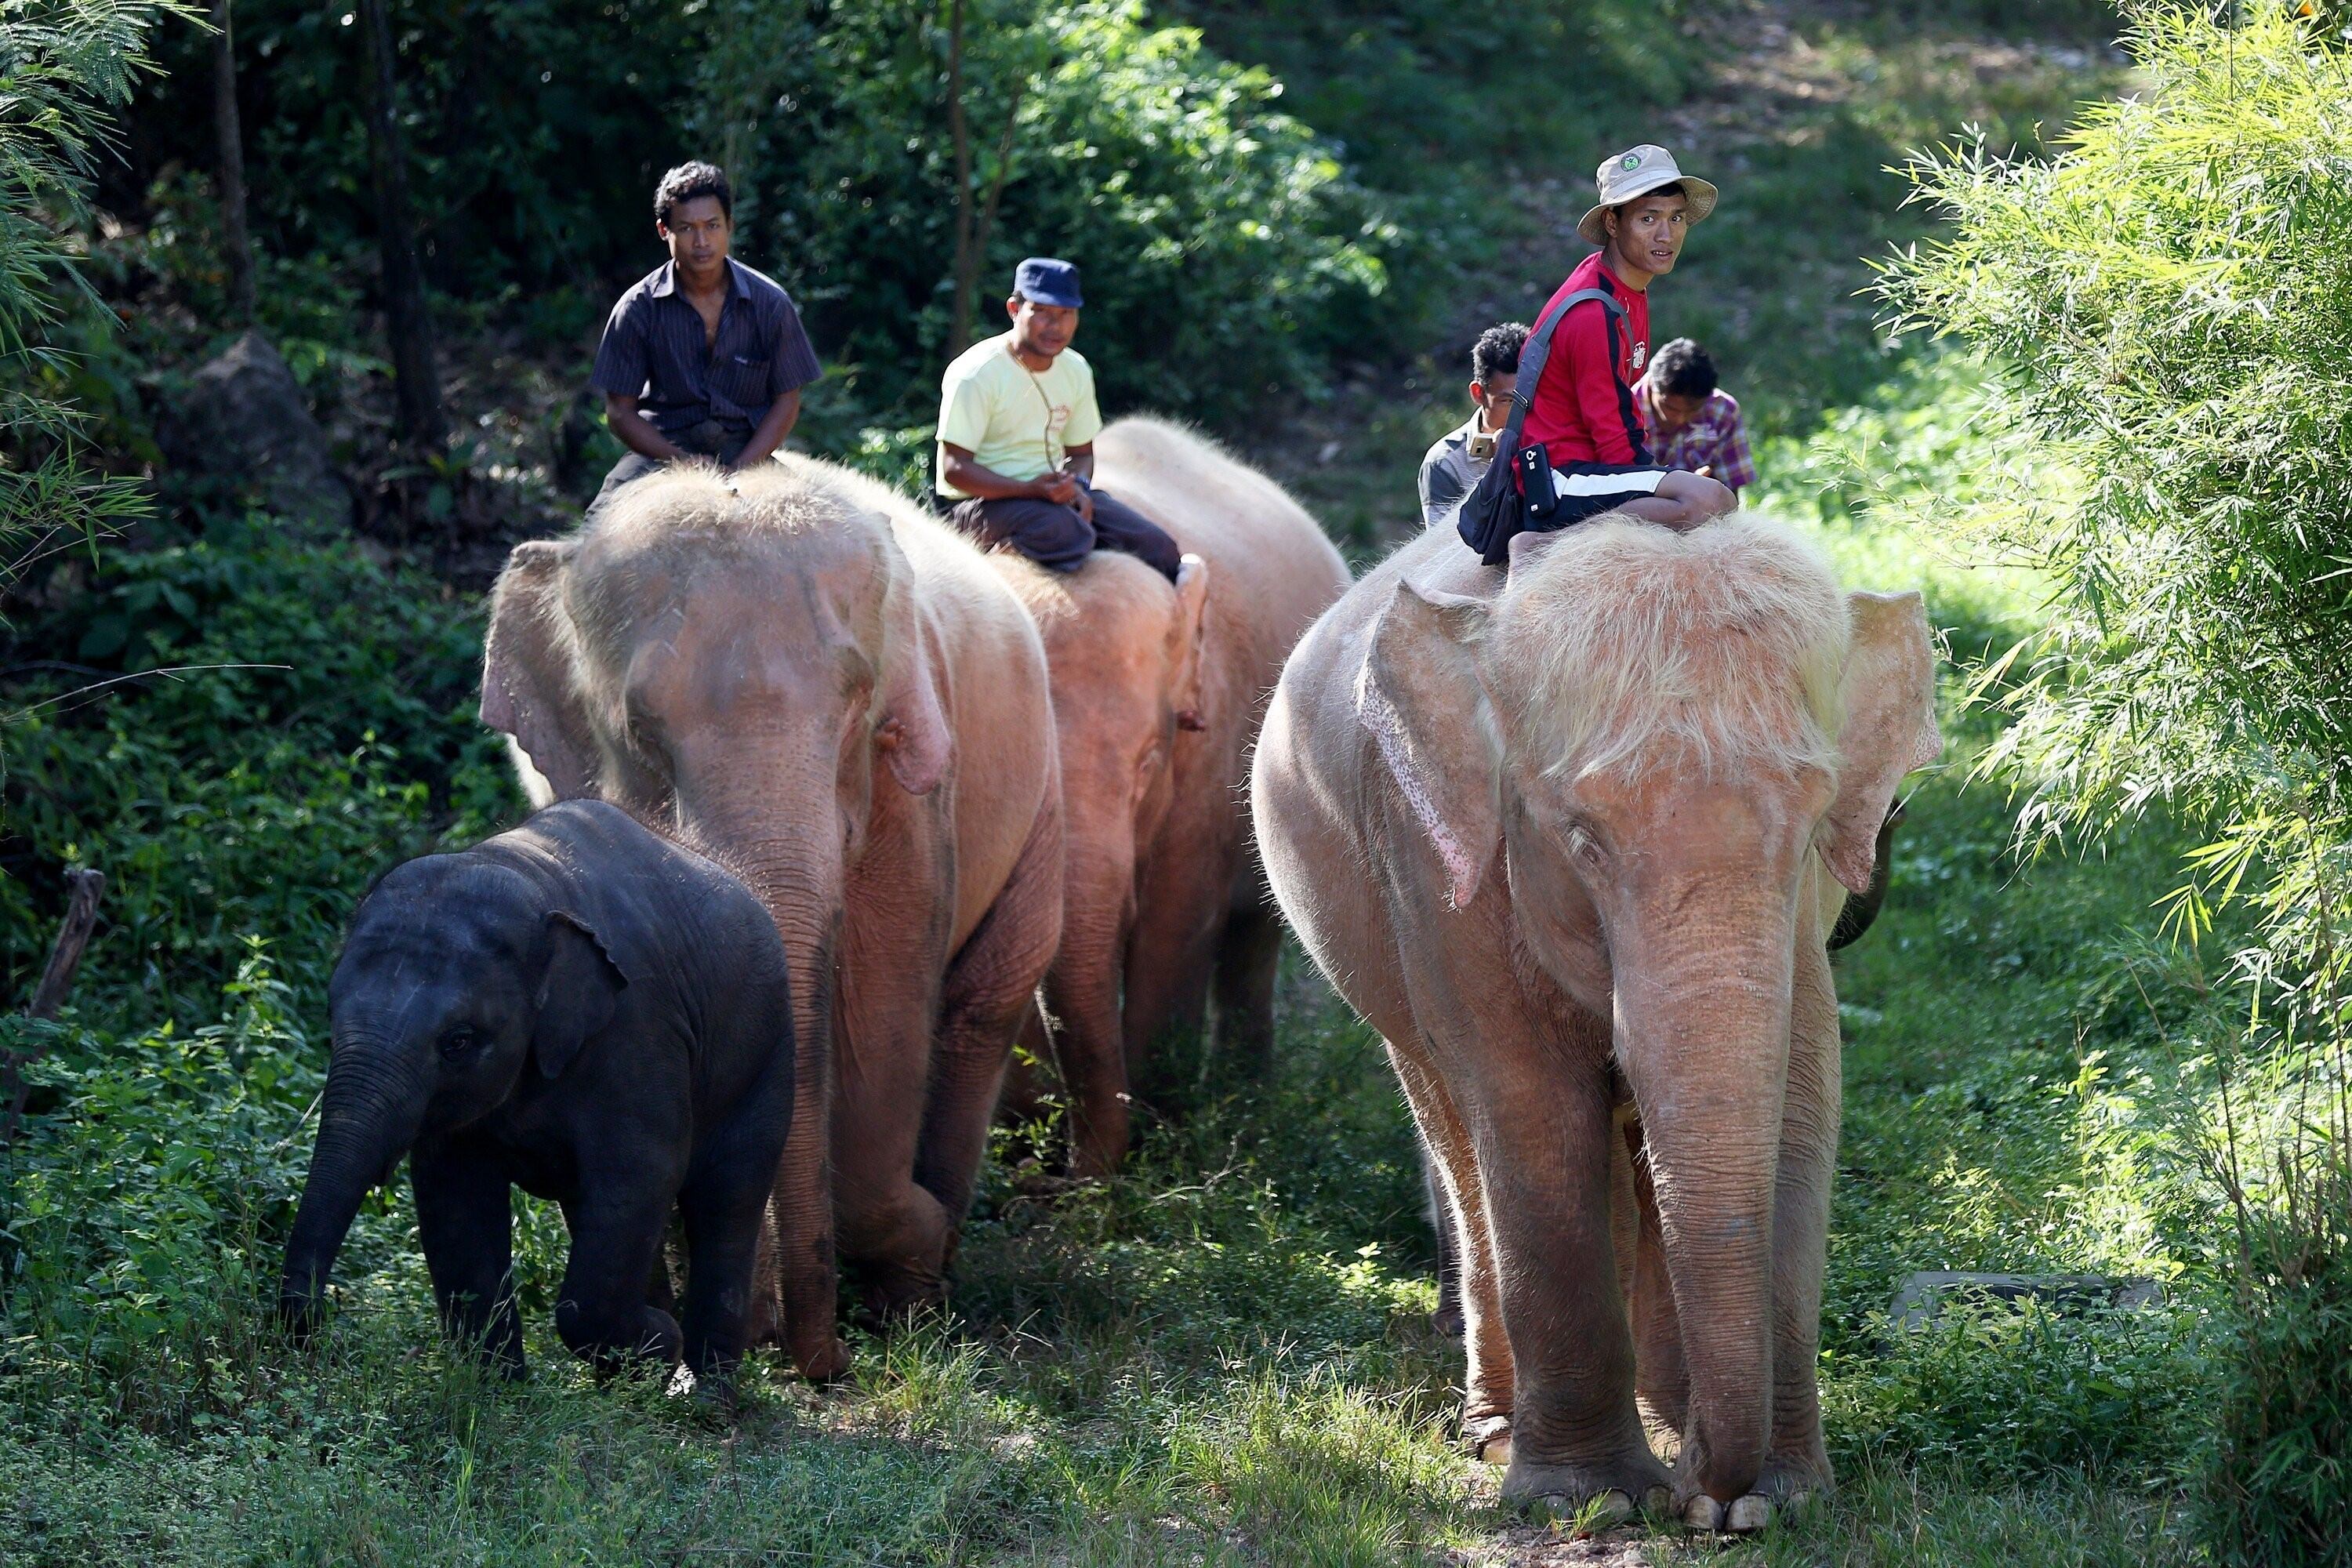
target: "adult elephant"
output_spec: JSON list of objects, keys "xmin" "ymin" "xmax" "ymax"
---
[
  {"xmin": 997, "ymin": 418, "xmax": 1348, "ymax": 1174},
  {"xmin": 481, "ymin": 458, "xmax": 1063, "ymax": 1380},
  {"xmin": 1251, "ymin": 517, "xmax": 1939, "ymax": 1530}
]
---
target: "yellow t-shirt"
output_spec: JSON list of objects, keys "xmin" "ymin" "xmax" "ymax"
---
[{"xmin": 935, "ymin": 332, "xmax": 1103, "ymax": 499}]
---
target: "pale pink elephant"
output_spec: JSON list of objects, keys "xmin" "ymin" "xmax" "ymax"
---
[
  {"xmin": 996, "ymin": 418, "xmax": 1348, "ymax": 1174},
  {"xmin": 482, "ymin": 458, "xmax": 1063, "ymax": 1379},
  {"xmin": 1251, "ymin": 517, "xmax": 1939, "ymax": 1530}
]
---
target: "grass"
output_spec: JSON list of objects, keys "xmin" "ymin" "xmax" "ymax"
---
[{"xmin": 3, "ymin": 5, "xmax": 2242, "ymax": 1563}]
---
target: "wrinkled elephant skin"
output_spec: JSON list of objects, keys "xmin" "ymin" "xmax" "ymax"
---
[
  {"xmin": 1253, "ymin": 517, "xmax": 1940, "ymax": 1522},
  {"xmin": 278, "ymin": 800, "xmax": 794, "ymax": 1389},
  {"xmin": 481, "ymin": 459, "xmax": 1063, "ymax": 1378},
  {"xmin": 1047, "ymin": 419, "xmax": 1346, "ymax": 1147}
]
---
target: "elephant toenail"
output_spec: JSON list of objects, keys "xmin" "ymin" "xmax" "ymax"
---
[
  {"xmin": 1726, "ymin": 1494, "xmax": 1773, "ymax": 1533},
  {"xmin": 1642, "ymin": 1486, "xmax": 1673, "ymax": 1517},
  {"xmin": 1475, "ymin": 1434, "xmax": 1511, "ymax": 1466},
  {"xmin": 1682, "ymin": 1495, "xmax": 1726, "ymax": 1531}
]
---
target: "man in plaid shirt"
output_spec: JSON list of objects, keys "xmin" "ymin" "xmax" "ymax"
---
[{"xmin": 1637, "ymin": 337, "xmax": 1756, "ymax": 499}]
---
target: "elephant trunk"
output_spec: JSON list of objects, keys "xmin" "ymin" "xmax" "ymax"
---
[
  {"xmin": 278, "ymin": 1051, "xmax": 428, "ymax": 1334},
  {"xmin": 1613, "ymin": 909, "xmax": 1795, "ymax": 1504},
  {"xmin": 677, "ymin": 776, "xmax": 846, "ymax": 1379}
]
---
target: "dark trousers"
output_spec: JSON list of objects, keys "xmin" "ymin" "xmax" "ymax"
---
[
  {"xmin": 946, "ymin": 488, "xmax": 1183, "ymax": 582},
  {"xmin": 592, "ymin": 420, "xmax": 749, "ymax": 511}
]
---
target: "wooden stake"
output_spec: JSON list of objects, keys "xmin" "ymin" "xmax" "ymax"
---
[{"xmin": 4, "ymin": 867, "xmax": 104, "ymax": 1144}]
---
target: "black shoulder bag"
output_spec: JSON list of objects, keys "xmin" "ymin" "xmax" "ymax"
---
[{"xmin": 1453, "ymin": 286, "xmax": 1628, "ymax": 567}]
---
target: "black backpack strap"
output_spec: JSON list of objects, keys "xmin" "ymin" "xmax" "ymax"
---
[
  {"xmin": 1454, "ymin": 285, "xmax": 1626, "ymax": 566},
  {"xmin": 1494, "ymin": 286, "xmax": 1624, "ymax": 463}
]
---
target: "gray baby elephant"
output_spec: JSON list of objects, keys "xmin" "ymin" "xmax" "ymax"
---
[{"xmin": 278, "ymin": 799, "xmax": 793, "ymax": 1388}]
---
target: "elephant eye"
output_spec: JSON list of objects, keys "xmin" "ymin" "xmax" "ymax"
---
[{"xmin": 438, "ymin": 1026, "xmax": 479, "ymax": 1059}]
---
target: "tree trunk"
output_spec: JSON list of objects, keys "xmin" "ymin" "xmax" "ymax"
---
[
  {"xmin": 943, "ymin": 0, "xmax": 1022, "ymax": 361},
  {"xmin": 209, "ymin": 0, "xmax": 256, "ymax": 325},
  {"xmin": 354, "ymin": 0, "xmax": 445, "ymax": 447}
]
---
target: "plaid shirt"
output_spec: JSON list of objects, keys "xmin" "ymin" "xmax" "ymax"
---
[{"xmin": 1637, "ymin": 383, "xmax": 1756, "ymax": 494}]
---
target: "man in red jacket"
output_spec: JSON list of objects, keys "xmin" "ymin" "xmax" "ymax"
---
[{"xmin": 1516, "ymin": 144, "xmax": 1736, "ymax": 534}]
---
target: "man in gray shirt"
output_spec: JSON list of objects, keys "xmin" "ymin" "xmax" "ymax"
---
[{"xmin": 1417, "ymin": 321, "xmax": 1527, "ymax": 528}]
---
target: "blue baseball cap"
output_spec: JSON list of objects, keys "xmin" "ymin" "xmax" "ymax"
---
[{"xmin": 1013, "ymin": 256, "xmax": 1083, "ymax": 309}]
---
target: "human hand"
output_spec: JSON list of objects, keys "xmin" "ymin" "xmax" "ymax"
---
[
  {"xmin": 1073, "ymin": 485, "xmax": 1095, "ymax": 524},
  {"xmin": 1038, "ymin": 474, "xmax": 1081, "ymax": 506}
]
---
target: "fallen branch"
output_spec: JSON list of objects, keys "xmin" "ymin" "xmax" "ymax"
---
[{"xmin": 3, "ymin": 867, "xmax": 104, "ymax": 1145}]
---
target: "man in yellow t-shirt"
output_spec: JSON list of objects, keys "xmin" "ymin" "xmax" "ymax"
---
[{"xmin": 935, "ymin": 258, "xmax": 1181, "ymax": 581}]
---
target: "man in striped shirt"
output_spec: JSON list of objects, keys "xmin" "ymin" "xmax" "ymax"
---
[{"xmin": 588, "ymin": 162, "xmax": 823, "ymax": 508}]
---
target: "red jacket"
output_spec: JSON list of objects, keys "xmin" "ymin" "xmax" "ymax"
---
[{"xmin": 1521, "ymin": 253, "xmax": 1653, "ymax": 468}]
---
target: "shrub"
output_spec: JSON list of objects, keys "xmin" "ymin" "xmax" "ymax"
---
[
  {"xmin": 1, "ymin": 515, "xmax": 517, "ymax": 1027},
  {"xmin": 1879, "ymin": 2, "xmax": 2352, "ymax": 1552}
]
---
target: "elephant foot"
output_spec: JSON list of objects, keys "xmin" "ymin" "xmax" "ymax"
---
[
  {"xmin": 789, "ymin": 1330, "xmax": 851, "ymax": 1383},
  {"xmin": 1462, "ymin": 1413, "xmax": 1512, "ymax": 1465},
  {"xmin": 1501, "ymin": 1452, "xmax": 1672, "ymax": 1526},
  {"xmin": 1680, "ymin": 1493, "xmax": 1784, "ymax": 1534}
]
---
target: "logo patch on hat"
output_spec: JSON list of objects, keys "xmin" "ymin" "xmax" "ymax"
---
[{"xmin": 1622, "ymin": 153, "xmax": 1642, "ymax": 169}]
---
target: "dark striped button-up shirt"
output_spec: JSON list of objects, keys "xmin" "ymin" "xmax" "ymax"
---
[{"xmin": 589, "ymin": 259, "xmax": 822, "ymax": 441}]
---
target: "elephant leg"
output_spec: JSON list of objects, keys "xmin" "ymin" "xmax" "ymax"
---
[
  {"xmin": 1624, "ymin": 1120, "xmax": 1690, "ymax": 1446},
  {"xmin": 1122, "ymin": 826, "xmax": 1234, "ymax": 1113},
  {"xmin": 1045, "ymin": 956, "xmax": 1131, "ymax": 1181},
  {"xmin": 556, "ymin": 1189, "xmax": 684, "ymax": 1374},
  {"xmin": 832, "ymin": 808, "xmax": 956, "ymax": 1321},
  {"xmin": 918, "ymin": 795, "xmax": 1065, "ymax": 1252},
  {"xmin": 1459, "ymin": 1027, "xmax": 1665, "ymax": 1515},
  {"xmin": 1209, "ymin": 891, "xmax": 1281, "ymax": 1085},
  {"xmin": 412, "ymin": 1143, "xmax": 524, "ymax": 1375},
  {"xmin": 1422, "ymin": 1145, "xmax": 1464, "ymax": 1338},
  {"xmin": 1385, "ymin": 1034, "xmax": 1514, "ymax": 1455},
  {"xmin": 1758, "ymin": 932, "xmax": 1842, "ymax": 1505},
  {"xmin": 677, "ymin": 1159, "xmax": 776, "ymax": 1384}
]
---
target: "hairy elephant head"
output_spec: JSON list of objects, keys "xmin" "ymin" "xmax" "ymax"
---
[
  {"xmin": 278, "ymin": 850, "xmax": 629, "ymax": 1332},
  {"xmin": 481, "ymin": 459, "xmax": 948, "ymax": 963},
  {"xmin": 1355, "ymin": 516, "xmax": 1940, "ymax": 1501}
]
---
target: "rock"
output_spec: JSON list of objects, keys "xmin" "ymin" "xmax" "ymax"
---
[
  {"xmin": 1890, "ymin": 1271, "xmax": 2166, "ymax": 1331},
  {"xmin": 162, "ymin": 330, "xmax": 351, "ymax": 525}
]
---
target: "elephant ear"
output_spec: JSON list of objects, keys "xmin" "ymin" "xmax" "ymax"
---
[
  {"xmin": 877, "ymin": 548, "xmax": 951, "ymax": 797},
  {"xmin": 1356, "ymin": 578, "xmax": 1501, "ymax": 911},
  {"xmin": 532, "ymin": 910, "xmax": 630, "ymax": 1078},
  {"xmin": 484, "ymin": 539, "xmax": 600, "ymax": 804},
  {"xmin": 1822, "ymin": 591, "xmax": 1943, "ymax": 897},
  {"xmin": 1166, "ymin": 554, "xmax": 1211, "ymax": 729}
]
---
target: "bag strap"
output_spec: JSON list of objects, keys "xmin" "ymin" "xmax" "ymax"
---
[{"xmin": 1494, "ymin": 286, "xmax": 1624, "ymax": 463}]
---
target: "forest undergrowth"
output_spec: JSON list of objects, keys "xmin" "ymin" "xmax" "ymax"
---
[{"xmin": 0, "ymin": 2, "xmax": 2299, "ymax": 1564}]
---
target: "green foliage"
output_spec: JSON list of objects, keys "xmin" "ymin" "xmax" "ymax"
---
[
  {"xmin": 0, "ymin": 0, "xmax": 181, "ymax": 565},
  {"xmin": 1, "ymin": 517, "xmax": 517, "ymax": 1026},
  {"xmin": 2201, "ymin": 1243, "xmax": 2352, "ymax": 1565},
  {"xmin": 756, "ymin": 0, "xmax": 1388, "ymax": 423}
]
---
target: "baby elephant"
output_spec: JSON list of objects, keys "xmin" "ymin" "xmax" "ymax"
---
[{"xmin": 278, "ymin": 799, "xmax": 793, "ymax": 1387}]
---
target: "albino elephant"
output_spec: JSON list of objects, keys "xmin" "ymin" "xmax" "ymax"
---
[
  {"xmin": 481, "ymin": 458, "xmax": 1063, "ymax": 1380},
  {"xmin": 999, "ymin": 418, "xmax": 1349, "ymax": 1173},
  {"xmin": 989, "ymin": 548, "xmax": 1208, "ymax": 1175},
  {"xmin": 1251, "ymin": 517, "xmax": 1939, "ymax": 1530}
]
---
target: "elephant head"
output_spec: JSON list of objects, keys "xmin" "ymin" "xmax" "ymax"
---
[
  {"xmin": 1356, "ymin": 517, "xmax": 1940, "ymax": 1500},
  {"xmin": 478, "ymin": 459, "xmax": 948, "ymax": 1375},
  {"xmin": 278, "ymin": 855, "xmax": 628, "ymax": 1331}
]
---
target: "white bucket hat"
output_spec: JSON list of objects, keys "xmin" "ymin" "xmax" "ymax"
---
[{"xmin": 1577, "ymin": 144, "xmax": 1719, "ymax": 248}]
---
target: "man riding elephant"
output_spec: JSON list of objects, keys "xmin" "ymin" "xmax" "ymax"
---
[{"xmin": 934, "ymin": 258, "xmax": 1184, "ymax": 583}]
